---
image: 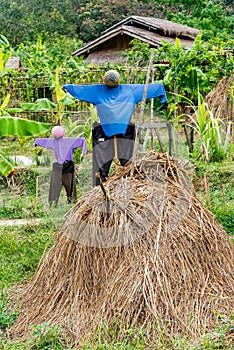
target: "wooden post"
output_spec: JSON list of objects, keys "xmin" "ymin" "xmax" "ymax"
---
[
  {"xmin": 113, "ymin": 134, "xmax": 118, "ymax": 175},
  {"xmin": 189, "ymin": 126, "xmax": 194, "ymax": 152},
  {"xmin": 154, "ymin": 127, "xmax": 165, "ymax": 153},
  {"xmin": 222, "ymin": 184, "xmax": 226, "ymax": 210},
  {"xmin": 167, "ymin": 121, "xmax": 174, "ymax": 156},
  {"xmin": 63, "ymin": 187, "xmax": 66, "ymax": 204},
  {"xmin": 204, "ymin": 173, "xmax": 210, "ymax": 209},
  {"xmin": 35, "ymin": 176, "xmax": 39, "ymax": 210},
  {"xmin": 150, "ymin": 69, "xmax": 155, "ymax": 149}
]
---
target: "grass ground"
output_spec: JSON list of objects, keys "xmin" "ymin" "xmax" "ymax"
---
[{"xmin": 0, "ymin": 137, "xmax": 233, "ymax": 349}]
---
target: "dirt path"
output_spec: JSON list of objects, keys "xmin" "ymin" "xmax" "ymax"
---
[{"xmin": 0, "ymin": 218, "xmax": 42, "ymax": 227}]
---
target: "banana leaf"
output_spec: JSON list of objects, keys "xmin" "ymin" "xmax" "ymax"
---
[
  {"xmin": 20, "ymin": 98, "xmax": 56, "ymax": 111},
  {"xmin": 0, "ymin": 116, "xmax": 51, "ymax": 137},
  {"xmin": 0, "ymin": 154, "xmax": 15, "ymax": 177}
]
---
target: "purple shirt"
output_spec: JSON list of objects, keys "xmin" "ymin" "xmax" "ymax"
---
[{"xmin": 34, "ymin": 137, "xmax": 87, "ymax": 164}]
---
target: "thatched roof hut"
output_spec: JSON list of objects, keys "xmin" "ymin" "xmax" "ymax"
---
[{"xmin": 72, "ymin": 16, "xmax": 200, "ymax": 63}]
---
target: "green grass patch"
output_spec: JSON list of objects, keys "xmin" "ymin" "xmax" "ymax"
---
[
  {"xmin": 0, "ymin": 221, "xmax": 55, "ymax": 289},
  {"xmin": 195, "ymin": 159, "xmax": 234, "ymax": 236}
]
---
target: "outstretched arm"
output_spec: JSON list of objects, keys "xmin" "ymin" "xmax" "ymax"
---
[
  {"xmin": 34, "ymin": 138, "xmax": 54, "ymax": 150},
  {"xmin": 63, "ymin": 84, "xmax": 101, "ymax": 104},
  {"xmin": 72, "ymin": 137, "xmax": 87, "ymax": 155},
  {"xmin": 132, "ymin": 84, "xmax": 167, "ymax": 104}
]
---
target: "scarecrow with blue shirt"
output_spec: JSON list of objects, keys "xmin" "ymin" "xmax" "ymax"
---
[{"xmin": 63, "ymin": 70, "xmax": 167, "ymax": 186}]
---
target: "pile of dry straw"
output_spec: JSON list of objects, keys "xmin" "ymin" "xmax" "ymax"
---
[
  {"xmin": 205, "ymin": 75, "xmax": 234, "ymax": 123},
  {"xmin": 11, "ymin": 152, "xmax": 234, "ymax": 344}
]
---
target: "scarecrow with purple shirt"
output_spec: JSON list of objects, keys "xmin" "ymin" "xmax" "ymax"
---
[
  {"xmin": 63, "ymin": 70, "xmax": 167, "ymax": 186},
  {"xmin": 35, "ymin": 125, "xmax": 87, "ymax": 206}
]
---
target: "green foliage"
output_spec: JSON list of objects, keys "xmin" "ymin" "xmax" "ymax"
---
[
  {"xmin": 165, "ymin": 0, "xmax": 233, "ymax": 42},
  {"xmin": 0, "ymin": 34, "xmax": 12, "ymax": 70},
  {"xmin": 0, "ymin": 196, "xmax": 39, "ymax": 220},
  {"xmin": 0, "ymin": 222, "xmax": 55, "ymax": 289},
  {"xmin": 0, "ymin": 0, "xmax": 77, "ymax": 45},
  {"xmin": 25, "ymin": 323, "xmax": 69, "ymax": 350},
  {"xmin": 195, "ymin": 160, "xmax": 234, "ymax": 234},
  {"xmin": 13, "ymin": 35, "xmax": 83, "ymax": 73},
  {"xmin": 0, "ymin": 0, "xmax": 232, "ymax": 47},
  {"xmin": 174, "ymin": 91, "xmax": 230, "ymax": 162},
  {"xmin": 0, "ymin": 93, "xmax": 52, "ymax": 177},
  {"xmin": 0, "ymin": 292, "xmax": 17, "ymax": 330},
  {"xmin": 0, "ymin": 94, "xmax": 51, "ymax": 176},
  {"xmin": 82, "ymin": 320, "xmax": 149, "ymax": 349},
  {"xmin": 157, "ymin": 35, "xmax": 233, "ymax": 99},
  {"xmin": 197, "ymin": 313, "xmax": 234, "ymax": 349},
  {"xmin": 0, "ymin": 116, "xmax": 51, "ymax": 137},
  {"xmin": 213, "ymin": 208, "xmax": 234, "ymax": 235}
]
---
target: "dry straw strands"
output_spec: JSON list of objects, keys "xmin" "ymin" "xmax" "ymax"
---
[
  {"xmin": 205, "ymin": 76, "xmax": 233, "ymax": 122},
  {"xmin": 10, "ymin": 152, "xmax": 234, "ymax": 344}
]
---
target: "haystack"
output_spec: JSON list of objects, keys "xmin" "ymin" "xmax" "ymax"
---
[
  {"xmin": 205, "ymin": 75, "xmax": 234, "ymax": 122},
  {"xmin": 10, "ymin": 152, "xmax": 234, "ymax": 344}
]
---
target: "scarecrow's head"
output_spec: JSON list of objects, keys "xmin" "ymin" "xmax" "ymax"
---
[
  {"xmin": 52, "ymin": 125, "xmax": 65, "ymax": 138},
  {"xmin": 103, "ymin": 70, "xmax": 120, "ymax": 87}
]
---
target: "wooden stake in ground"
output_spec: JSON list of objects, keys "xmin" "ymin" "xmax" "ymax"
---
[
  {"xmin": 204, "ymin": 173, "xmax": 211, "ymax": 209},
  {"xmin": 222, "ymin": 184, "xmax": 226, "ymax": 210},
  {"xmin": 113, "ymin": 134, "xmax": 119, "ymax": 175},
  {"xmin": 35, "ymin": 176, "xmax": 39, "ymax": 210}
]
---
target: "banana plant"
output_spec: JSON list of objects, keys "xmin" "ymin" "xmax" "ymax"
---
[
  {"xmin": 0, "ymin": 154, "xmax": 16, "ymax": 177},
  {"xmin": 0, "ymin": 34, "xmax": 12, "ymax": 70},
  {"xmin": 174, "ymin": 91, "xmax": 224, "ymax": 162},
  {"xmin": 52, "ymin": 67, "xmax": 76, "ymax": 124},
  {"xmin": 18, "ymin": 68, "xmax": 76, "ymax": 125},
  {"xmin": 0, "ymin": 94, "xmax": 51, "ymax": 177}
]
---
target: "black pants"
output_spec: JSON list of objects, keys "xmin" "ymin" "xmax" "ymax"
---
[
  {"xmin": 92, "ymin": 122, "xmax": 136, "ymax": 186},
  {"xmin": 49, "ymin": 161, "xmax": 77, "ymax": 206}
]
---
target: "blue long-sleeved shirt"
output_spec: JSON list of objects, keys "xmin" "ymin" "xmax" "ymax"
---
[{"xmin": 63, "ymin": 84, "xmax": 167, "ymax": 137}]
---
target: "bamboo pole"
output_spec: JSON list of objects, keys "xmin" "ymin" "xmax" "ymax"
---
[
  {"xmin": 131, "ymin": 48, "xmax": 155, "ymax": 175},
  {"xmin": 139, "ymin": 48, "xmax": 155, "ymax": 125}
]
